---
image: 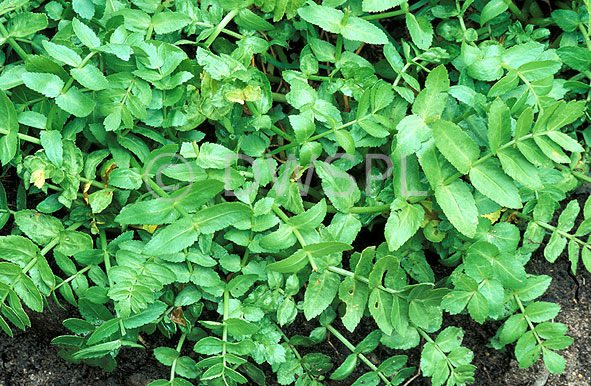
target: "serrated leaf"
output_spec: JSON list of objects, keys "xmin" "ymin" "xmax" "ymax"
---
[
  {"xmin": 72, "ymin": 18, "xmax": 100, "ymax": 48},
  {"xmin": 71, "ymin": 65, "xmax": 108, "ymax": 91},
  {"xmin": 152, "ymin": 11, "xmax": 192, "ymax": 35},
  {"xmin": 303, "ymin": 270, "xmax": 340, "ymax": 319},
  {"xmin": 56, "ymin": 87, "xmax": 96, "ymax": 117},
  {"xmin": 22, "ymin": 72, "xmax": 64, "ymax": 98},
  {"xmin": 405, "ymin": 13, "xmax": 433, "ymax": 50},
  {"xmin": 434, "ymin": 181, "xmax": 478, "ymax": 237},
  {"xmin": 469, "ymin": 160, "xmax": 522, "ymax": 209},
  {"xmin": 432, "ymin": 120, "xmax": 479, "ymax": 174},
  {"xmin": 42, "ymin": 40, "xmax": 82, "ymax": 67}
]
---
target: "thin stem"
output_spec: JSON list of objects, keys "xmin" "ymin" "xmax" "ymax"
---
[
  {"xmin": 221, "ymin": 288, "xmax": 229, "ymax": 369},
  {"xmin": 144, "ymin": 177, "xmax": 192, "ymax": 219},
  {"xmin": 267, "ymin": 115, "xmax": 370, "ymax": 156},
  {"xmin": 268, "ymin": 124, "xmax": 294, "ymax": 142},
  {"xmin": 325, "ymin": 324, "xmax": 393, "ymax": 386},
  {"xmin": 579, "ymin": 23, "xmax": 591, "ymax": 52},
  {"xmin": 327, "ymin": 266, "xmax": 420, "ymax": 295},
  {"xmin": 169, "ymin": 332, "xmax": 188, "ymax": 381},
  {"xmin": 0, "ymin": 128, "xmax": 41, "ymax": 144},
  {"xmin": 0, "ymin": 21, "xmax": 29, "ymax": 60},
  {"xmin": 361, "ymin": 9, "xmax": 406, "ymax": 21},
  {"xmin": 504, "ymin": 0, "xmax": 526, "ymax": 21},
  {"xmin": 514, "ymin": 211, "xmax": 591, "ymax": 251},
  {"xmin": 53, "ymin": 266, "xmax": 92, "ymax": 291},
  {"xmin": 204, "ymin": 9, "xmax": 238, "ymax": 48},
  {"xmin": 271, "ymin": 92, "xmax": 287, "ymax": 103},
  {"xmin": 513, "ymin": 294, "xmax": 543, "ymax": 345},
  {"xmin": 271, "ymin": 204, "xmax": 318, "ymax": 271}
]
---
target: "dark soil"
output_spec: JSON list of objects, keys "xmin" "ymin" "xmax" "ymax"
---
[{"xmin": 0, "ymin": 299, "xmax": 172, "ymax": 386}]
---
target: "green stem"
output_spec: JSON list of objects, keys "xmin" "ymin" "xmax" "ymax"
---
[
  {"xmin": 204, "ymin": 9, "xmax": 238, "ymax": 48},
  {"xmin": 325, "ymin": 324, "xmax": 393, "ymax": 386},
  {"xmin": 516, "ymin": 72, "xmax": 542, "ymax": 111},
  {"xmin": 513, "ymin": 294, "xmax": 543, "ymax": 345},
  {"xmin": 0, "ymin": 128, "xmax": 41, "ymax": 144},
  {"xmin": 144, "ymin": 177, "xmax": 192, "ymax": 219},
  {"xmin": 221, "ymin": 288, "xmax": 229, "ymax": 369},
  {"xmin": 514, "ymin": 211, "xmax": 591, "ymax": 250},
  {"xmin": 100, "ymin": 227, "xmax": 126, "ymax": 335},
  {"xmin": 327, "ymin": 266, "xmax": 418, "ymax": 295},
  {"xmin": 271, "ymin": 92, "xmax": 287, "ymax": 103},
  {"xmin": 267, "ymin": 115, "xmax": 370, "ymax": 156},
  {"xmin": 169, "ymin": 332, "xmax": 188, "ymax": 382},
  {"xmin": 0, "ymin": 21, "xmax": 29, "ymax": 60},
  {"xmin": 273, "ymin": 321, "xmax": 319, "ymax": 381},
  {"xmin": 53, "ymin": 265, "xmax": 92, "ymax": 291},
  {"xmin": 579, "ymin": 23, "xmax": 591, "ymax": 52},
  {"xmin": 361, "ymin": 9, "xmax": 406, "ymax": 21},
  {"xmin": 272, "ymin": 204, "xmax": 318, "ymax": 271},
  {"xmin": 555, "ymin": 163, "xmax": 591, "ymax": 184},
  {"xmin": 268, "ymin": 124, "xmax": 294, "ymax": 142},
  {"xmin": 504, "ymin": 0, "xmax": 526, "ymax": 21}
]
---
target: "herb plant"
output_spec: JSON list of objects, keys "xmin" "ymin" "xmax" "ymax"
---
[{"xmin": 0, "ymin": 0, "xmax": 590, "ymax": 385}]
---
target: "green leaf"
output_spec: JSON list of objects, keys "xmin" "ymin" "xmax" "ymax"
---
[
  {"xmin": 469, "ymin": 160, "xmax": 522, "ymax": 209},
  {"xmin": 339, "ymin": 277, "xmax": 369, "ymax": 332},
  {"xmin": 22, "ymin": 72, "xmax": 64, "ymax": 98},
  {"xmin": 152, "ymin": 11, "xmax": 192, "ymax": 34},
  {"xmin": 56, "ymin": 87, "xmax": 96, "ymax": 117},
  {"xmin": 42, "ymin": 40, "xmax": 82, "ymax": 67},
  {"xmin": 71, "ymin": 65, "xmax": 108, "ymax": 91},
  {"xmin": 499, "ymin": 314, "xmax": 527, "ymax": 344},
  {"xmin": 341, "ymin": 16, "xmax": 388, "ymax": 45},
  {"xmin": 368, "ymin": 287, "xmax": 393, "ymax": 335},
  {"xmin": 405, "ymin": 13, "xmax": 433, "ymax": 50},
  {"xmin": 72, "ymin": 0, "xmax": 95, "ymax": 19},
  {"xmin": 298, "ymin": 4, "xmax": 387, "ymax": 45},
  {"xmin": 525, "ymin": 302, "xmax": 560, "ymax": 323},
  {"xmin": 143, "ymin": 217, "xmax": 199, "ymax": 256},
  {"xmin": 40, "ymin": 130, "xmax": 63, "ymax": 167},
  {"xmin": 334, "ymin": 130, "xmax": 355, "ymax": 155},
  {"xmin": 314, "ymin": 161, "xmax": 360, "ymax": 212},
  {"xmin": 432, "ymin": 120, "xmax": 480, "ymax": 174},
  {"xmin": 480, "ymin": 0, "xmax": 508, "ymax": 25},
  {"xmin": 266, "ymin": 249, "xmax": 308, "ymax": 273},
  {"xmin": 303, "ymin": 271, "xmax": 340, "ymax": 319},
  {"xmin": 115, "ymin": 199, "xmax": 178, "ymax": 225},
  {"xmin": 434, "ymin": 181, "xmax": 478, "ymax": 238},
  {"xmin": 395, "ymin": 115, "xmax": 431, "ymax": 155},
  {"xmin": 467, "ymin": 292, "xmax": 488, "ymax": 324},
  {"xmin": 14, "ymin": 210, "xmax": 63, "ymax": 245},
  {"xmin": 0, "ymin": 262, "xmax": 43, "ymax": 312},
  {"xmin": 497, "ymin": 148, "xmax": 542, "ymax": 190},
  {"xmin": 193, "ymin": 202, "xmax": 252, "ymax": 233},
  {"xmin": 73, "ymin": 340, "xmax": 122, "ymax": 359},
  {"xmin": 154, "ymin": 347, "xmax": 179, "ymax": 366},
  {"xmin": 362, "ymin": 0, "xmax": 404, "ymax": 13},
  {"xmin": 488, "ymin": 98, "xmax": 511, "ymax": 154},
  {"xmin": 515, "ymin": 331, "xmax": 540, "ymax": 368},
  {"xmin": 7, "ymin": 12, "xmax": 48, "ymax": 38},
  {"xmin": 330, "ymin": 353, "xmax": 357, "ymax": 380},
  {"xmin": 551, "ymin": 9, "xmax": 579, "ymax": 32},
  {"xmin": 72, "ymin": 18, "xmax": 100, "ymax": 49},
  {"xmin": 385, "ymin": 199, "xmax": 424, "ymax": 251},
  {"xmin": 88, "ymin": 189, "xmax": 114, "ymax": 213},
  {"xmin": 542, "ymin": 348, "xmax": 565, "ymax": 374},
  {"xmin": 517, "ymin": 61, "xmax": 561, "ymax": 83}
]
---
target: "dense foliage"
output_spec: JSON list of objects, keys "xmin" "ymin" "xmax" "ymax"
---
[{"xmin": 0, "ymin": 0, "xmax": 590, "ymax": 385}]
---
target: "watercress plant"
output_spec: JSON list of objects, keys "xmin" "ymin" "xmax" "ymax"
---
[{"xmin": 0, "ymin": 0, "xmax": 590, "ymax": 385}]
